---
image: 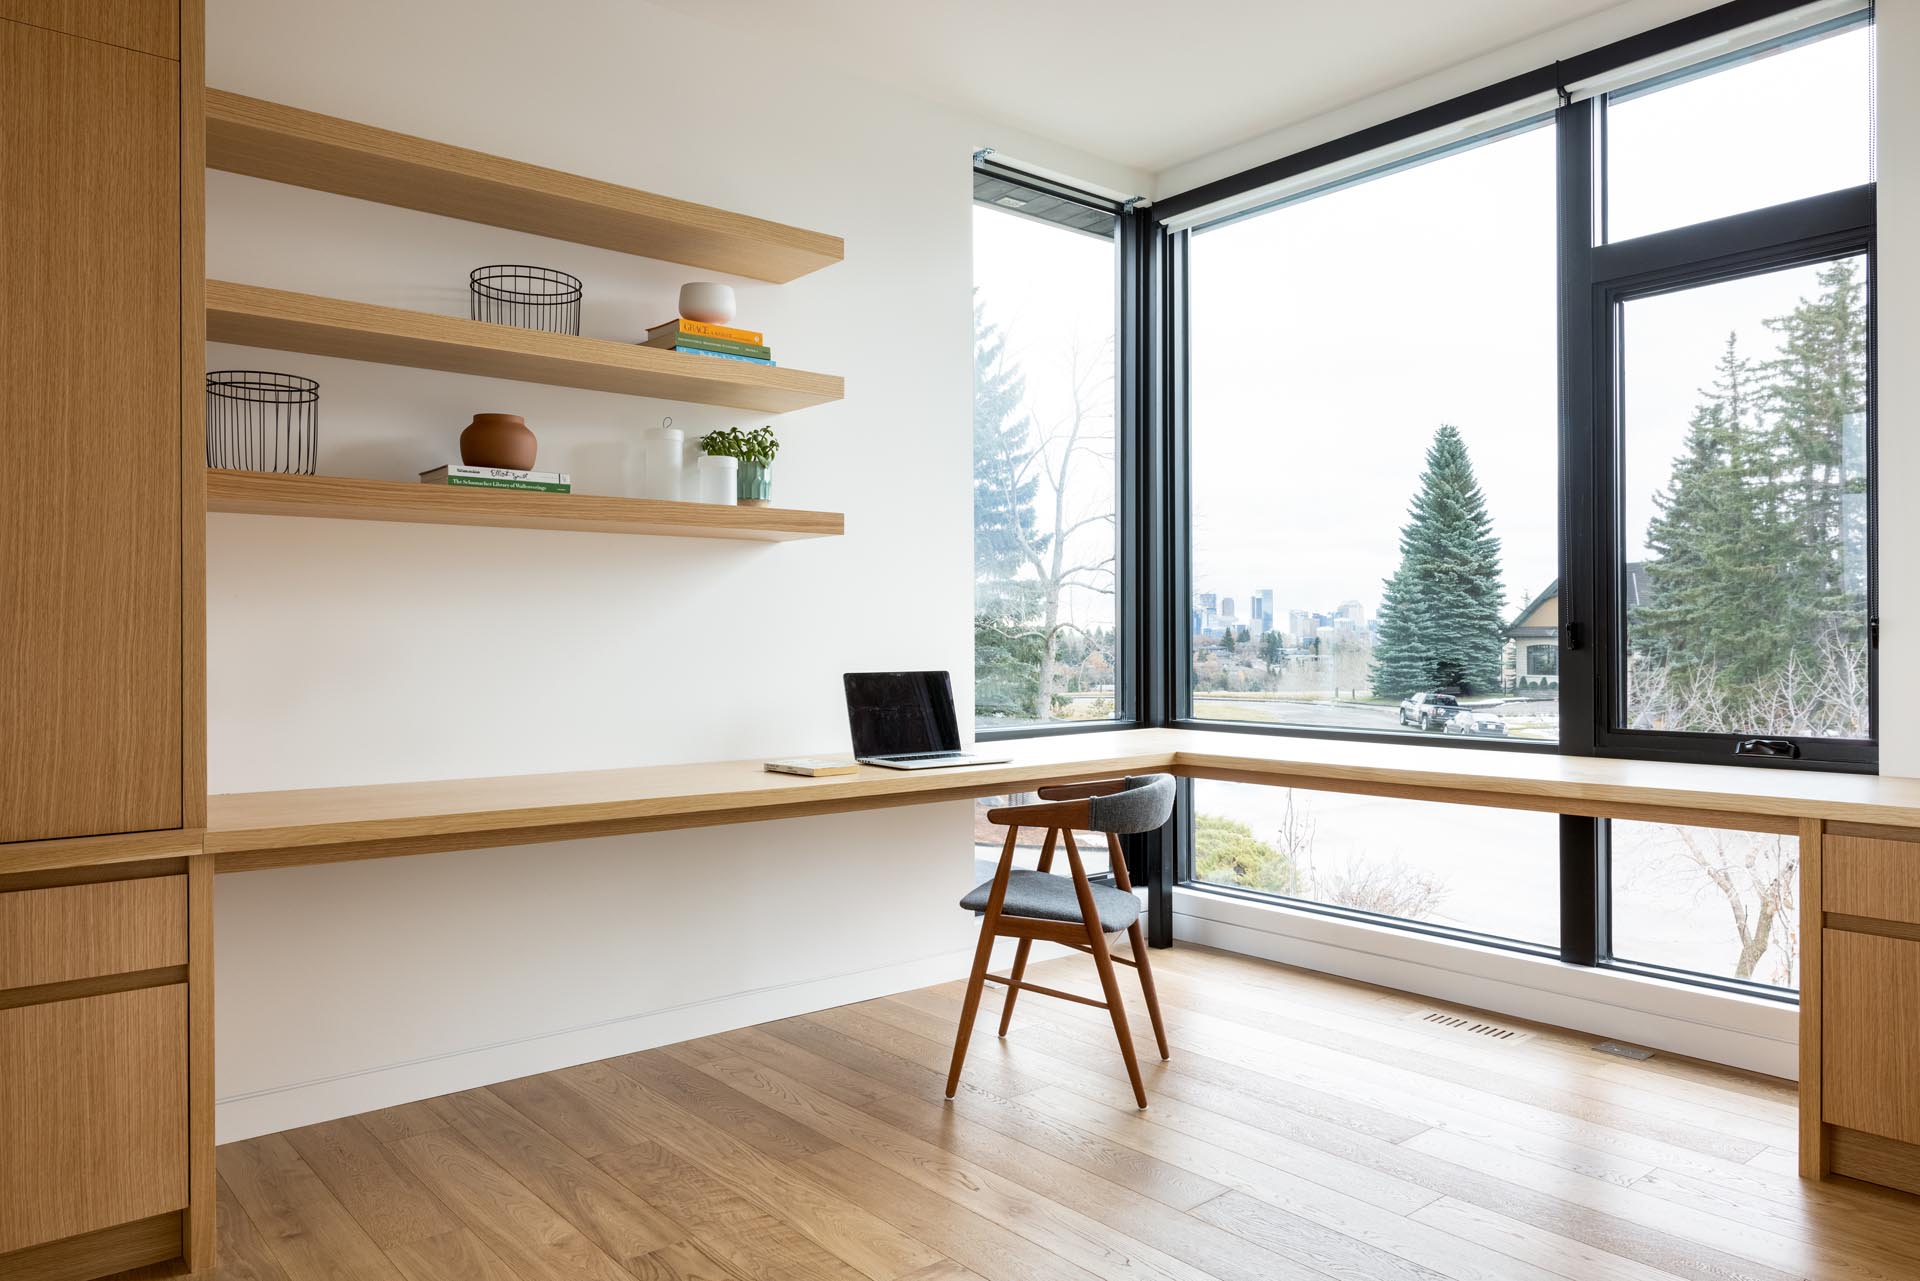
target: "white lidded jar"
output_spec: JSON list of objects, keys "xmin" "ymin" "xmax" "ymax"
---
[
  {"xmin": 639, "ymin": 421, "xmax": 683, "ymax": 501},
  {"xmin": 697, "ymin": 454, "xmax": 738, "ymax": 505}
]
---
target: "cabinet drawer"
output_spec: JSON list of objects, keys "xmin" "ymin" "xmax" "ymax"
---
[
  {"xmin": 0, "ymin": 875, "xmax": 185, "ymax": 991},
  {"xmin": 1826, "ymin": 835, "xmax": 1920, "ymax": 928},
  {"xmin": 1823, "ymin": 928, "xmax": 1920, "ymax": 1146},
  {"xmin": 0, "ymin": 985, "xmax": 188, "ymax": 1252}
]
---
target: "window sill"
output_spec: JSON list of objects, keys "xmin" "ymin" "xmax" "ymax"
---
[{"xmin": 1171, "ymin": 884, "xmax": 1797, "ymax": 1079}]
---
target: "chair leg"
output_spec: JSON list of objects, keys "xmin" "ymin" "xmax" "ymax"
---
[
  {"xmin": 997, "ymin": 938, "xmax": 1033, "ymax": 1037},
  {"xmin": 1127, "ymin": 921, "xmax": 1170, "ymax": 1061},
  {"xmin": 946, "ymin": 916, "xmax": 996, "ymax": 1098},
  {"xmin": 1086, "ymin": 922, "xmax": 1148, "ymax": 1108}
]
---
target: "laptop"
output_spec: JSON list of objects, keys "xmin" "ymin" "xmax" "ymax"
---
[{"xmin": 843, "ymin": 671, "xmax": 1012, "ymax": 770}]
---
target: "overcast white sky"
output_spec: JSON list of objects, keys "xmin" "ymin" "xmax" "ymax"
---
[{"xmin": 977, "ymin": 22, "xmax": 1871, "ymax": 634}]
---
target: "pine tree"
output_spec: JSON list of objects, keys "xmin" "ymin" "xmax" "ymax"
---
[
  {"xmin": 1260, "ymin": 630, "xmax": 1282, "ymax": 672},
  {"xmin": 1370, "ymin": 425, "xmax": 1508, "ymax": 697},
  {"xmin": 1761, "ymin": 259, "xmax": 1869, "ymax": 628},
  {"xmin": 1634, "ymin": 335, "xmax": 1791, "ymax": 683},
  {"xmin": 972, "ymin": 296, "xmax": 1045, "ymax": 719},
  {"xmin": 1635, "ymin": 264, "xmax": 1870, "ymax": 717}
]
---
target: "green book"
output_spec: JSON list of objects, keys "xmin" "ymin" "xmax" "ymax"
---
[
  {"xmin": 443, "ymin": 477, "xmax": 571, "ymax": 493},
  {"xmin": 643, "ymin": 332, "xmax": 773, "ymax": 360}
]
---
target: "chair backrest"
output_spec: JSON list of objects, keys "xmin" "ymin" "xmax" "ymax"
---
[{"xmin": 1087, "ymin": 774, "xmax": 1175, "ymax": 834}]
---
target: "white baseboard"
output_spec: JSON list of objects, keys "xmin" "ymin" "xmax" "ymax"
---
[
  {"xmin": 214, "ymin": 943, "xmax": 1006, "ymax": 1142},
  {"xmin": 1173, "ymin": 886, "xmax": 1798, "ymax": 1079}
]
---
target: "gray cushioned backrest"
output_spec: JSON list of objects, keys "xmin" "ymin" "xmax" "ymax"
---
[{"xmin": 1087, "ymin": 773, "xmax": 1175, "ymax": 834}]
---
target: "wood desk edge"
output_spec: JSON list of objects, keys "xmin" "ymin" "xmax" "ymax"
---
[{"xmin": 15, "ymin": 729, "xmax": 1920, "ymax": 873}]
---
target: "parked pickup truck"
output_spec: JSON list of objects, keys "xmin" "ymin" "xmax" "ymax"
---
[{"xmin": 1398, "ymin": 691, "xmax": 1459, "ymax": 731}]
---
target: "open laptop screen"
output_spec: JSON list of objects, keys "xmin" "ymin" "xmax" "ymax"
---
[{"xmin": 843, "ymin": 671, "xmax": 962, "ymax": 757}]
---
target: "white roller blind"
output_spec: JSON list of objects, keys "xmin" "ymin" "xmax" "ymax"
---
[{"xmin": 1564, "ymin": 0, "xmax": 1868, "ymax": 104}]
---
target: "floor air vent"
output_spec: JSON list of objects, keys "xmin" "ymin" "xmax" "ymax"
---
[{"xmin": 1418, "ymin": 1011, "xmax": 1525, "ymax": 1041}]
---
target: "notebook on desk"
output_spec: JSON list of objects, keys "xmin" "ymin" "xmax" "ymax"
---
[{"xmin": 843, "ymin": 671, "xmax": 1012, "ymax": 770}]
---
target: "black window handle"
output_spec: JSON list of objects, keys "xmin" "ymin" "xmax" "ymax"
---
[{"xmin": 1734, "ymin": 738, "xmax": 1800, "ymax": 760}]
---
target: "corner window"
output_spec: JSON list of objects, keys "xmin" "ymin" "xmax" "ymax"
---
[{"xmin": 972, "ymin": 170, "xmax": 1121, "ymax": 730}]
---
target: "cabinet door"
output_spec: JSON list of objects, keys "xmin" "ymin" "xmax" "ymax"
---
[
  {"xmin": 0, "ymin": 985, "xmax": 189, "ymax": 1252},
  {"xmin": 1823, "ymin": 928, "xmax": 1920, "ymax": 1146},
  {"xmin": 0, "ymin": 19, "xmax": 181, "ymax": 843}
]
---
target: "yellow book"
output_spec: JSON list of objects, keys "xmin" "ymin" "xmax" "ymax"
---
[{"xmin": 648, "ymin": 317, "xmax": 765, "ymax": 345}]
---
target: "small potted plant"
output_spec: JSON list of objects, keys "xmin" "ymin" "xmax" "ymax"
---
[{"xmin": 698, "ymin": 425, "xmax": 779, "ymax": 506}]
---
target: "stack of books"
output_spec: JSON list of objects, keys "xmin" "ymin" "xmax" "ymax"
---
[
  {"xmin": 643, "ymin": 318, "xmax": 776, "ymax": 366},
  {"xmin": 419, "ymin": 464, "xmax": 571, "ymax": 493}
]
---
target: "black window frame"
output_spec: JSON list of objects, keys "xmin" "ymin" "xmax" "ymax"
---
[
  {"xmin": 970, "ymin": 160, "xmax": 1150, "ymax": 742},
  {"xmin": 1566, "ymin": 125, "xmax": 1877, "ymax": 772},
  {"xmin": 1135, "ymin": 0, "xmax": 1877, "ymax": 985}
]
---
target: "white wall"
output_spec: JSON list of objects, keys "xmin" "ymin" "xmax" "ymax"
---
[{"xmin": 204, "ymin": 0, "xmax": 1143, "ymax": 1141}]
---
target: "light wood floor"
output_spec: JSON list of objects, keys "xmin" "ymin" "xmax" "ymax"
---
[{"xmin": 118, "ymin": 945, "xmax": 1920, "ymax": 1281}]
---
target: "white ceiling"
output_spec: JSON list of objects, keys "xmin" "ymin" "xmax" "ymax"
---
[{"xmin": 654, "ymin": 0, "xmax": 1666, "ymax": 180}]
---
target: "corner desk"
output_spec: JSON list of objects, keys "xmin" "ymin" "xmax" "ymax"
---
[{"xmin": 6, "ymin": 727, "xmax": 1920, "ymax": 1277}]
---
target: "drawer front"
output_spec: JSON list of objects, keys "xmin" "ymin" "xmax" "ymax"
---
[
  {"xmin": 1826, "ymin": 835, "xmax": 1920, "ymax": 928},
  {"xmin": 1823, "ymin": 928, "xmax": 1920, "ymax": 1147},
  {"xmin": 0, "ymin": 985, "xmax": 188, "ymax": 1252},
  {"xmin": 0, "ymin": 875, "xmax": 186, "ymax": 991}
]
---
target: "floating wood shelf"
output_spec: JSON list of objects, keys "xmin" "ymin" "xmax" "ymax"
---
[
  {"xmin": 206, "ymin": 281, "xmax": 843, "ymax": 413},
  {"xmin": 206, "ymin": 471, "xmax": 844, "ymax": 541},
  {"xmin": 205, "ymin": 90, "xmax": 843, "ymax": 282}
]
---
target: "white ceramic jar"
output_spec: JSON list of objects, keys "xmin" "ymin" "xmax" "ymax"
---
[
  {"xmin": 697, "ymin": 454, "xmax": 738, "ymax": 505},
  {"xmin": 678, "ymin": 282, "xmax": 736, "ymax": 324}
]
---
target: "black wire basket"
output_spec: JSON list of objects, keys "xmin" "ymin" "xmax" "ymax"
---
[
  {"xmin": 206, "ymin": 371, "xmax": 319, "ymax": 474},
  {"xmin": 469, "ymin": 264, "xmax": 583, "ymax": 335}
]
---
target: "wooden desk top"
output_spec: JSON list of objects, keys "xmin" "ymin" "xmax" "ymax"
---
[{"xmin": 192, "ymin": 728, "xmax": 1920, "ymax": 874}]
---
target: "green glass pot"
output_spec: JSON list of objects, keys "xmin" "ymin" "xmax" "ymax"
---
[{"xmin": 738, "ymin": 460, "xmax": 772, "ymax": 506}]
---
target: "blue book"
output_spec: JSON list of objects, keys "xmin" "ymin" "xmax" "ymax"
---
[{"xmin": 676, "ymin": 346, "xmax": 777, "ymax": 367}]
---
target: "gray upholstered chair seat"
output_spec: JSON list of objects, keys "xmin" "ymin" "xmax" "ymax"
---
[{"xmin": 960, "ymin": 869, "xmax": 1141, "ymax": 933}]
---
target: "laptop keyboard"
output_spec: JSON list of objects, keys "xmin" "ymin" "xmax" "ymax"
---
[{"xmin": 882, "ymin": 751, "xmax": 968, "ymax": 761}]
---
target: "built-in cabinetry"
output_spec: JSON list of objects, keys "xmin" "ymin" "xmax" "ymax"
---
[
  {"xmin": 0, "ymin": 1, "xmax": 212, "ymax": 1276},
  {"xmin": 1803, "ymin": 823, "xmax": 1920, "ymax": 1196}
]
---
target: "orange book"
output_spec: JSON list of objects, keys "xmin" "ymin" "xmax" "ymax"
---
[{"xmin": 648, "ymin": 318, "xmax": 764, "ymax": 345}]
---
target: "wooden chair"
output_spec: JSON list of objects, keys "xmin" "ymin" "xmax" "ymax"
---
[{"xmin": 946, "ymin": 774, "xmax": 1175, "ymax": 1108}]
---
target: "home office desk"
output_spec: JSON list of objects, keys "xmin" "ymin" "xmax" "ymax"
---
[
  {"xmin": 9, "ymin": 727, "xmax": 1920, "ymax": 1277},
  {"xmin": 197, "ymin": 726, "xmax": 1920, "ymax": 1188}
]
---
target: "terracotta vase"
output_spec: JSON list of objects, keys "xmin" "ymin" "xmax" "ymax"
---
[{"xmin": 460, "ymin": 413, "xmax": 536, "ymax": 470}]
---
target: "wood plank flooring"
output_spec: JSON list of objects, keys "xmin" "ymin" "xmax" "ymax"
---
[{"xmin": 110, "ymin": 946, "xmax": 1920, "ymax": 1281}]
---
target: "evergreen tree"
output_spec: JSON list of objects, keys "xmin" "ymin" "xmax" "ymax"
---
[
  {"xmin": 1761, "ymin": 259, "xmax": 1869, "ymax": 626},
  {"xmin": 1370, "ymin": 425, "xmax": 1508, "ymax": 696},
  {"xmin": 1259, "ymin": 630, "xmax": 1283, "ymax": 672},
  {"xmin": 972, "ymin": 296, "xmax": 1045, "ymax": 718},
  {"xmin": 1634, "ymin": 264, "xmax": 1870, "ymax": 723},
  {"xmin": 1634, "ymin": 335, "xmax": 1794, "ymax": 684}
]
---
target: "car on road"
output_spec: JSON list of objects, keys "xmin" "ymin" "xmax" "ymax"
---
[
  {"xmin": 1444, "ymin": 707, "xmax": 1508, "ymax": 737},
  {"xmin": 1399, "ymin": 691, "xmax": 1460, "ymax": 731}
]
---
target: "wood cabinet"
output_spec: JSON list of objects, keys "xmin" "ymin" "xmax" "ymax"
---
[
  {"xmin": 0, "ymin": 5, "xmax": 208, "ymax": 1276},
  {"xmin": 0, "ymin": 0, "xmax": 178, "ymax": 57},
  {"xmin": 0, "ymin": 8, "xmax": 200, "ymax": 849},
  {"xmin": 1823, "ymin": 928, "xmax": 1920, "ymax": 1146},
  {"xmin": 0, "ymin": 986, "xmax": 189, "ymax": 1253},
  {"xmin": 1809, "ymin": 823, "xmax": 1920, "ymax": 1196}
]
